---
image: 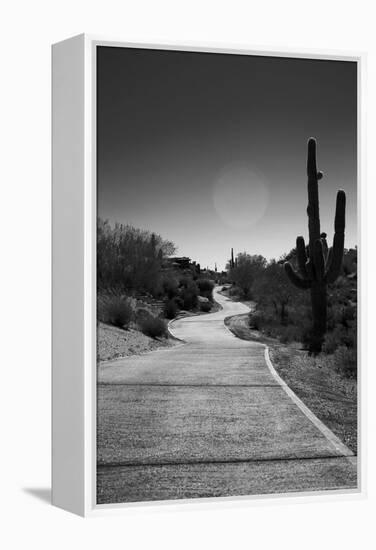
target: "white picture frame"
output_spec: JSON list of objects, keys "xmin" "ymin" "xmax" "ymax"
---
[{"xmin": 52, "ymin": 34, "xmax": 365, "ymax": 517}]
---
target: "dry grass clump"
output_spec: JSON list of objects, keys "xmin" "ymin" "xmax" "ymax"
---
[
  {"xmin": 97, "ymin": 293, "xmax": 134, "ymax": 329},
  {"xmin": 271, "ymin": 346, "xmax": 357, "ymax": 452},
  {"xmin": 139, "ymin": 315, "xmax": 167, "ymax": 339}
]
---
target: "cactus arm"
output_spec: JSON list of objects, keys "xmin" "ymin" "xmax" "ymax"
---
[
  {"xmin": 296, "ymin": 236, "xmax": 309, "ymax": 279},
  {"xmin": 307, "ymin": 138, "xmax": 322, "ymax": 258},
  {"xmin": 284, "ymin": 262, "xmax": 311, "ymax": 289},
  {"xmin": 326, "ymin": 190, "xmax": 346, "ymax": 283}
]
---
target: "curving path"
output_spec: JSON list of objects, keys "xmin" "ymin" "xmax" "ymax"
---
[{"xmin": 97, "ymin": 287, "xmax": 357, "ymax": 504}]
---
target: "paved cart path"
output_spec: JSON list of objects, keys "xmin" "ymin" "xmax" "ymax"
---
[{"xmin": 97, "ymin": 288, "xmax": 357, "ymax": 504}]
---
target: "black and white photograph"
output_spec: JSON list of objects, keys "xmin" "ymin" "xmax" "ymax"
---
[
  {"xmin": 95, "ymin": 46, "xmax": 358, "ymax": 504},
  {"xmin": 7, "ymin": 0, "xmax": 376, "ymax": 544}
]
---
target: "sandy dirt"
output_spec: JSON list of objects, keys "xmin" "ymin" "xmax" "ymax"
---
[{"xmin": 97, "ymin": 322, "xmax": 177, "ymax": 362}]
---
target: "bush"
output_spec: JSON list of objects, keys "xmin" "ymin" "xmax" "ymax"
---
[
  {"xmin": 229, "ymin": 286, "xmax": 239, "ymax": 297},
  {"xmin": 164, "ymin": 299, "xmax": 178, "ymax": 319},
  {"xmin": 135, "ymin": 307, "xmax": 152, "ymax": 323},
  {"xmin": 279, "ymin": 325, "xmax": 302, "ymax": 344},
  {"xmin": 179, "ymin": 280, "xmax": 199, "ymax": 310},
  {"xmin": 179, "ymin": 276, "xmax": 191, "ymax": 288},
  {"xmin": 139, "ymin": 316, "xmax": 167, "ymax": 338},
  {"xmin": 249, "ymin": 311, "xmax": 264, "ymax": 330},
  {"xmin": 323, "ymin": 329, "xmax": 341, "ymax": 354},
  {"xmin": 200, "ymin": 301, "xmax": 212, "ymax": 313},
  {"xmin": 162, "ymin": 276, "xmax": 179, "ymax": 299},
  {"xmin": 174, "ymin": 296, "xmax": 184, "ymax": 309},
  {"xmin": 333, "ymin": 346, "xmax": 357, "ymax": 379},
  {"xmin": 181, "ymin": 288, "xmax": 198, "ymax": 310},
  {"xmin": 97, "ymin": 294, "xmax": 134, "ymax": 329},
  {"xmin": 197, "ymin": 278, "xmax": 214, "ymax": 301},
  {"xmin": 97, "ymin": 219, "xmax": 176, "ymax": 294},
  {"xmin": 322, "ymin": 325, "xmax": 356, "ymax": 355},
  {"xmin": 197, "ymin": 279, "xmax": 214, "ymax": 292}
]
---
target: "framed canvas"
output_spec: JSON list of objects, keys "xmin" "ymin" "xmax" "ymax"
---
[{"xmin": 52, "ymin": 34, "xmax": 364, "ymax": 516}]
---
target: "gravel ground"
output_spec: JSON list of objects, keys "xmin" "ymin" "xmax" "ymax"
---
[{"xmin": 97, "ymin": 322, "xmax": 177, "ymax": 362}]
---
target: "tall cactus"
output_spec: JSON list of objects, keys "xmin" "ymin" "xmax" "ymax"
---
[
  {"xmin": 231, "ymin": 248, "xmax": 235, "ymax": 269},
  {"xmin": 284, "ymin": 138, "xmax": 346, "ymax": 354},
  {"xmin": 150, "ymin": 233, "xmax": 157, "ymax": 258}
]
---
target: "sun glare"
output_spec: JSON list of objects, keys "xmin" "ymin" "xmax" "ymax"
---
[{"xmin": 213, "ymin": 163, "xmax": 270, "ymax": 230}]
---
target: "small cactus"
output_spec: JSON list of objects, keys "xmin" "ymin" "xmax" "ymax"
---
[
  {"xmin": 284, "ymin": 138, "xmax": 346, "ymax": 354},
  {"xmin": 150, "ymin": 233, "xmax": 157, "ymax": 258}
]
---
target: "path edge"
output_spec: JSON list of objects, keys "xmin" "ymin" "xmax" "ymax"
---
[{"xmin": 264, "ymin": 345, "xmax": 356, "ymax": 464}]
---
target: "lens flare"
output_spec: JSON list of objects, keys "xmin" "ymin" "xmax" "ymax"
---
[{"xmin": 213, "ymin": 163, "xmax": 269, "ymax": 230}]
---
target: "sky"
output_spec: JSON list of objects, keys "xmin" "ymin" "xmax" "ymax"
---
[{"xmin": 97, "ymin": 46, "xmax": 357, "ymax": 271}]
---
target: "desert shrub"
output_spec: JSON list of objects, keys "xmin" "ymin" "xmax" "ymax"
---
[
  {"xmin": 332, "ymin": 346, "xmax": 357, "ymax": 379},
  {"xmin": 197, "ymin": 279, "xmax": 214, "ymax": 301},
  {"xmin": 301, "ymin": 325, "xmax": 314, "ymax": 350},
  {"xmin": 249, "ymin": 311, "xmax": 265, "ymax": 330},
  {"xmin": 97, "ymin": 294, "xmax": 134, "ymax": 329},
  {"xmin": 197, "ymin": 279, "xmax": 214, "ymax": 292},
  {"xmin": 230, "ymin": 253, "xmax": 267, "ymax": 298},
  {"xmin": 181, "ymin": 288, "xmax": 198, "ymax": 310},
  {"xmin": 279, "ymin": 325, "xmax": 302, "ymax": 344},
  {"xmin": 179, "ymin": 276, "xmax": 191, "ymax": 288},
  {"xmin": 97, "ymin": 218, "xmax": 176, "ymax": 294},
  {"xmin": 322, "ymin": 324, "xmax": 357, "ymax": 355},
  {"xmin": 164, "ymin": 299, "xmax": 178, "ymax": 319},
  {"xmin": 323, "ymin": 329, "xmax": 342, "ymax": 354},
  {"xmin": 139, "ymin": 316, "xmax": 167, "ymax": 338},
  {"xmin": 162, "ymin": 276, "xmax": 179, "ymax": 299},
  {"xmin": 179, "ymin": 280, "xmax": 199, "ymax": 310},
  {"xmin": 200, "ymin": 301, "xmax": 212, "ymax": 313},
  {"xmin": 229, "ymin": 286, "xmax": 240, "ymax": 297},
  {"xmin": 174, "ymin": 296, "xmax": 184, "ymax": 309},
  {"xmin": 135, "ymin": 307, "xmax": 152, "ymax": 323},
  {"xmin": 248, "ymin": 306, "xmax": 309, "ymax": 345}
]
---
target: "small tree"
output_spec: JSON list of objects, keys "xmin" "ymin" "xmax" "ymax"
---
[
  {"xmin": 253, "ymin": 261, "xmax": 292, "ymax": 324},
  {"xmin": 230, "ymin": 253, "xmax": 266, "ymax": 298},
  {"xmin": 97, "ymin": 219, "xmax": 176, "ymax": 294}
]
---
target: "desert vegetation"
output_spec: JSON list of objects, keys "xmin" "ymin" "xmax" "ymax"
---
[
  {"xmin": 284, "ymin": 138, "xmax": 346, "ymax": 354},
  {"xmin": 97, "ymin": 219, "xmax": 217, "ymax": 359},
  {"xmin": 227, "ymin": 248, "xmax": 356, "ymax": 380},
  {"xmin": 226, "ymin": 139, "xmax": 356, "ymax": 381},
  {"xmin": 223, "ymin": 138, "xmax": 357, "ymax": 450},
  {"xmin": 225, "ymin": 246, "xmax": 357, "ymax": 451}
]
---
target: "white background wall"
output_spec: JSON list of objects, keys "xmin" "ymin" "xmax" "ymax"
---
[{"xmin": 1, "ymin": 1, "xmax": 375, "ymax": 548}]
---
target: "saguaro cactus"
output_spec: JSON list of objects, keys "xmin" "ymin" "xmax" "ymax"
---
[
  {"xmin": 284, "ymin": 138, "xmax": 346, "ymax": 354},
  {"xmin": 150, "ymin": 233, "xmax": 157, "ymax": 258},
  {"xmin": 231, "ymin": 248, "xmax": 235, "ymax": 269}
]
